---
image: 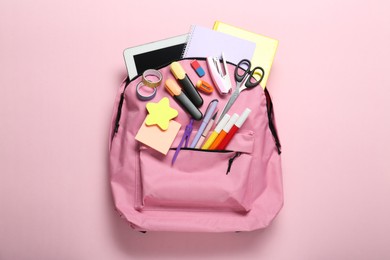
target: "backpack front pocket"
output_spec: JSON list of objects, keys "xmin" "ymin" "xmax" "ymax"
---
[{"xmin": 137, "ymin": 132, "xmax": 255, "ymax": 212}]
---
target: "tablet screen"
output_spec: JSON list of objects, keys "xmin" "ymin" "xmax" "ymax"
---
[
  {"xmin": 124, "ymin": 34, "xmax": 188, "ymax": 79},
  {"xmin": 133, "ymin": 43, "xmax": 185, "ymax": 75}
]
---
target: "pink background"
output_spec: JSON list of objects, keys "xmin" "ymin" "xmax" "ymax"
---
[{"xmin": 1, "ymin": 0, "xmax": 389, "ymax": 259}]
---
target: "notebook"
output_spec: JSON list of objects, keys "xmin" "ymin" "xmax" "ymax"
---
[
  {"xmin": 213, "ymin": 21, "xmax": 279, "ymax": 89},
  {"xmin": 182, "ymin": 25, "xmax": 256, "ymax": 65}
]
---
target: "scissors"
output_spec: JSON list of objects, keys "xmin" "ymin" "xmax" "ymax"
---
[
  {"xmin": 217, "ymin": 59, "xmax": 264, "ymax": 124},
  {"xmin": 172, "ymin": 119, "xmax": 194, "ymax": 165}
]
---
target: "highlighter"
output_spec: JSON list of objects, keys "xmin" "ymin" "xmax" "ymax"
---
[
  {"xmin": 201, "ymin": 114, "xmax": 230, "ymax": 150},
  {"xmin": 165, "ymin": 79, "xmax": 203, "ymax": 121},
  {"xmin": 170, "ymin": 61, "xmax": 203, "ymax": 107},
  {"xmin": 216, "ymin": 108, "xmax": 251, "ymax": 150},
  {"xmin": 209, "ymin": 113, "xmax": 239, "ymax": 150}
]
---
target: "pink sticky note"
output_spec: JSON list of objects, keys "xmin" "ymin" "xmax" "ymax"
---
[{"xmin": 135, "ymin": 119, "xmax": 181, "ymax": 155}]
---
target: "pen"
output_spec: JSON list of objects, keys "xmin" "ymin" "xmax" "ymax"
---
[
  {"xmin": 201, "ymin": 114, "xmax": 230, "ymax": 150},
  {"xmin": 189, "ymin": 99, "xmax": 218, "ymax": 148},
  {"xmin": 165, "ymin": 79, "xmax": 203, "ymax": 120},
  {"xmin": 195, "ymin": 112, "xmax": 218, "ymax": 149},
  {"xmin": 209, "ymin": 113, "xmax": 239, "ymax": 150},
  {"xmin": 170, "ymin": 61, "xmax": 203, "ymax": 107},
  {"xmin": 216, "ymin": 108, "xmax": 251, "ymax": 150}
]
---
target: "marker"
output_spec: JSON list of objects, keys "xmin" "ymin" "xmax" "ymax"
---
[
  {"xmin": 201, "ymin": 114, "xmax": 230, "ymax": 150},
  {"xmin": 209, "ymin": 113, "xmax": 239, "ymax": 150},
  {"xmin": 189, "ymin": 99, "xmax": 218, "ymax": 148},
  {"xmin": 216, "ymin": 108, "xmax": 251, "ymax": 150},
  {"xmin": 165, "ymin": 79, "xmax": 203, "ymax": 121},
  {"xmin": 170, "ymin": 61, "xmax": 203, "ymax": 107},
  {"xmin": 195, "ymin": 111, "xmax": 218, "ymax": 149}
]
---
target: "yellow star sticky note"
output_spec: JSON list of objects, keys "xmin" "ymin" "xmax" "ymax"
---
[{"xmin": 145, "ymin": 97, "xmax": 178, "ymax": 130}]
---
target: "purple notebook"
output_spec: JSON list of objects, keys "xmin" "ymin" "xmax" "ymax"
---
[{"xmin": 182, "ymin": 25, "xmax": 256, "ymax": 64}]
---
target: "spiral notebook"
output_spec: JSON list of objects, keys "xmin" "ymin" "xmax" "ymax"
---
[
  {"xmin": 182, "ymin": 25, "xmax": 256, "ymax": 65},
  {"xmin": 213, "ymin": 21, "xmax": 279, "ymax": 88}
]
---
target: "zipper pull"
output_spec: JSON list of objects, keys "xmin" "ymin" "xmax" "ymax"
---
[{"xmin": 226, "ymin": 152, "xmax": 241, "ymax": 175}]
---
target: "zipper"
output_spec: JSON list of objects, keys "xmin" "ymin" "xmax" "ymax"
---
[
  {"xmin": 114, "ymin": 92, "xmax": 125, "ymax": 134},
  {"xmin": 226, "ymin": 152, "xmax": 242, "ymax": 175},
  {"xmin": 264, "ymin": 88, "xmax": 282, "ymax": 154},
  {"xmin": 169, "ymin": 147, "xmax": 233, "ymax": 153},
  {"xmin": 170, "ymin": 147, "xmax": 242, "ymax": 175}
]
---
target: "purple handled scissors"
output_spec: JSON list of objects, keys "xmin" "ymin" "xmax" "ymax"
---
[{"xmin": 172, "ymin": 119, "xmax": 194, "ymax": 165}]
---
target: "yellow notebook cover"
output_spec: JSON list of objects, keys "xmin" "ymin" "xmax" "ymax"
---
[{"xmin": 213, "ymin": 21, "xmax": 278, "ymax": 89}]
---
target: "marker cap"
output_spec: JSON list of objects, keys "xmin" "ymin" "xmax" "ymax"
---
[
  {"xmin": 170, "ymin": 62, "xmax": 186, "ymax": 80},
  {"xmin": 214, "ymin": 114, "xmax": 230, "ymax": 133},
  {"xmin": 236, "ymin": 108, "xmax": 251, "ymax": 128},
  {"xmin": 165, "ymin": 79, "xmax": 182, "ymax": 96},
  {"xmin": 223, "ymin": 113, "xmax": 239, "ymax": 132}
]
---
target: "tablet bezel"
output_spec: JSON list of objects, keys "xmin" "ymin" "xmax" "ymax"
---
[{"xmin": 123, "ymin": 34, "xmax": 188, "ymax": 79}]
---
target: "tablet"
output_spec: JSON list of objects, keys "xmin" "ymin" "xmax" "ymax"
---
[{"xmin": 123, "ymin": 34, "xmax": 188, "ymax": 79}]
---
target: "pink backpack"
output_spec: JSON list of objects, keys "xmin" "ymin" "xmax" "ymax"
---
[{"xmin": 108, "ymin": 58, "xmax": 283, "ymax": 232}]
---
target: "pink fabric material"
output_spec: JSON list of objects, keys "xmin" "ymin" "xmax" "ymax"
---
[{"xmin": 108, "ymin": 59, "xmax": 283, "ymax": 232}]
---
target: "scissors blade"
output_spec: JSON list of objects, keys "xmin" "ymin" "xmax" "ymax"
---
[{"xmin": 217, "ymin": 89, "xmax": 240, "ymax": 124}]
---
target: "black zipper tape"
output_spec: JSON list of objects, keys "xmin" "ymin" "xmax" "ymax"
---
[
  {"xmin": 114, "ymin": 92, "xmax": 125, "ymax": 133},
  {"xmin": 264, "ymin": 88, "xmax": 282, "ymax": 154},
  {"xmin": 169, "ymin": 148, "xmax": 242, "ymax": 175},
  {"xmin": 169, "ymin": 147, "xmax": 233, "ymax": 153}
]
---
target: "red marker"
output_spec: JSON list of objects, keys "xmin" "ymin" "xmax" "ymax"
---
[{"xmin": 216, "ymin": 108, "xmax": 251, "ymax": 150}]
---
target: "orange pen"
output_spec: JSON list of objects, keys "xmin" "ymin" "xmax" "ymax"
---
[{"xmin": 209, "ymin": 113, "xmax": 239, "ymax": 150}]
